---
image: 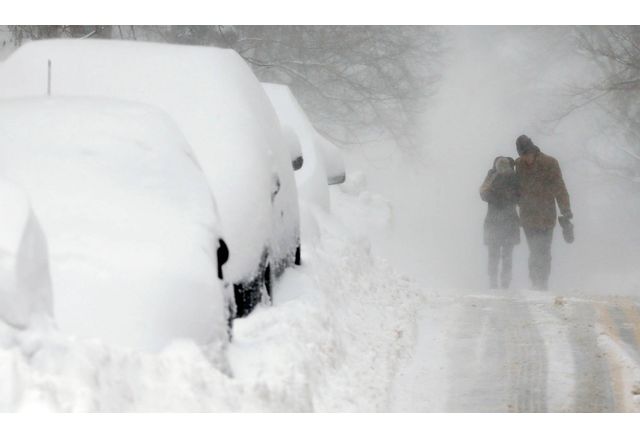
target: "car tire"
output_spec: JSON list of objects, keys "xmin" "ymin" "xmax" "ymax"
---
[
  {"xmin": 233, "ymin": 262, "xmax": 272, "ymax": 318},
  {"xmin": 233, "ymin": 276, "xmax": 261, "ymax": 318}
]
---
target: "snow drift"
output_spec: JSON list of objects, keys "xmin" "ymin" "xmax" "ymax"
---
[
  {"xmin": 0, "ymin": 169, "xmax": 419, "ymax": 411},
  {"xmin": 0, "ymin": 98, "xmax": 227, "ymax": 351}
]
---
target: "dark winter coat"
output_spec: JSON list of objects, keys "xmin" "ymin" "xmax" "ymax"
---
[
  {"xmin": 515, "ymin": 150, "xmax": 571, "ymax": 231},
  {"xmin": 480, "ymin": 170, "xmax": 521, "ymax": 246}
]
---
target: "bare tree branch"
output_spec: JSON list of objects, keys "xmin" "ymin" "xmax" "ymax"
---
[{"xmin": 3, "ymin": 25, "xmax": 443, "ymax": 149}]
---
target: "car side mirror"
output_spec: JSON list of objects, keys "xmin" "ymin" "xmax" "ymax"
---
[
  {"xmin": 217, "ymin": 238, "xmax": 229, "ymax": 280},
  {"xmin": 281, "ymin": 126, "xmax": 304, "ymax": 171}
]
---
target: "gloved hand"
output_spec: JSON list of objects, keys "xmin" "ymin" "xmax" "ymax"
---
[
  {"xmin": 558, "ymin": 215, "xmax": 574, "ymax": 243},
  {"xmin": 563, "ymin": 211, "xmax": 573, "ymax": 220}
]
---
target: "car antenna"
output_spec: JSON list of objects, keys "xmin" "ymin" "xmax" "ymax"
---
[{"xmin": 47, "ymin": 59, "xmax": 52, "ymax": 97}]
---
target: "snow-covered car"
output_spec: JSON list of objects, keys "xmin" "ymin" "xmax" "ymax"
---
[
  {"xmin": 262, "ymin": 83, "xmax": 346, "ymax": 211},
  {"xmin": 283, "ymin": 125, "xmax": 304, "ymax": 171},
  {"xmin": 0, "ymin": 97, "xmax": 230, "ymax": 351},
  {"xmin": 0, "ymin": 39, "xmax": 301, "ymax": 318},
  {"xmin": 0, "ymin": 178, "xmax": 53, "ymax": 329}
]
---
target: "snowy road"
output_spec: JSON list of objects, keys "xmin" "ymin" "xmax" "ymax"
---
[{"xmin": 391, "ymin": 290, "xmax": 640, "ymax": 412}]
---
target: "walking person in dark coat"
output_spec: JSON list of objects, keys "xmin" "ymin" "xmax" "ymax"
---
[
  {"xmin": 479, "ymin": 156, "xmax": 520, "ymax": 289},
  {"xmin": 515, "ymin": 134, "xmax": 573, "ymax": 291}
]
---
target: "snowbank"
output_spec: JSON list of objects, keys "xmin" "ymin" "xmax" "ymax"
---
[
  {"xmin": 0, "ymin": 98, "xmax": 227, "ymax": 352},
  {"xmin": 0, "ymin": 168, "xmax": 419, "ymax": 411},
  {"xmin": 0, "ymin": 179, "xmax": 53, "ymax": 329}
]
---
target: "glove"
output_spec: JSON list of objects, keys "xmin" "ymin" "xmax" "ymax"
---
[
  {"xmin": 562, "ymin": 211, "xmax": 573, "ymax": 220},
  {"xmin": 558, "ymin": 216, "xmax": 574, "ymax": 243}
]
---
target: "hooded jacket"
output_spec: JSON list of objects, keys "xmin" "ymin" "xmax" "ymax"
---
[{"xmin": 480, "ymin": 157, "xmax": 521, "ymax": 246}]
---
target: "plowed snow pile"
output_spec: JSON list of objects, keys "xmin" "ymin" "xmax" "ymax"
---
[{"xmin": 0, "ymin": 174, "xmax": 422, "ymax": 412}]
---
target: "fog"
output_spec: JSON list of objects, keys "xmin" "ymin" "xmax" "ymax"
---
[
  {"xmin": 2, "ymin": 25, "xmax": 638, "ymax": 297},
  {"xmin": 348, "ymin": 26, "xmax": 640, "ymax": 296}
]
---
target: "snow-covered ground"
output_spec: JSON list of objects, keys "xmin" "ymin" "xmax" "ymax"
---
[
  {"xmin": 0, "ymin": 174, "xmax": 422, "ymax": 412},
  {"xmin": 3, "ymin": 27, "xmax": 640, "ymax": 414},
  {"xmin": 391, "ymin": 289, "xmax": 640, "ymax": 412},
  {"xmin": 2, "ymin": 122, "xmax": 640, "ymax": 412}
]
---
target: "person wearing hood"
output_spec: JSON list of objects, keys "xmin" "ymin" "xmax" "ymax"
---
[
  {"xmin": 479, "ymin": 156, "xmax": 520, "ymax": 289},
  {"xmin": 515, "ymin": 134, "xmax": 573, "ymax": 291}
]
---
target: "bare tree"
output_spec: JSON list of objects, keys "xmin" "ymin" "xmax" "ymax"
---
[
  {"xmin": 568, "ymin": 26, "xmax": 640, "ymax": 181},
  {"xmin": 3, "ymin": 25, "xmax": 442, "ymax": 149},
  {"xmin": 129, "ymin": 26, "xmax": 443, "ymax": 148},
  {"xmin": 7, "ymin": 25, "xmax": 112, "ymax": 45},
  {"xmin": 228, "ymin": 26, "xmax": 443, "ymax": 149}
]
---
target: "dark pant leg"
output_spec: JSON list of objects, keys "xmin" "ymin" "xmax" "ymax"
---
[
  {"xmin": 487, "ymin": 244, "xmax": 499, "ymax": 288},
  {"xmin": 524, "ymin": 228, "xmax": 554, "ymax": 290},
  {"xmin": 500, "ymin": 244, "xmax": 514, "ymax": 289}
]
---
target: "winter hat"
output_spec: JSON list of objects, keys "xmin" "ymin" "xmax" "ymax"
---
[
  {"xmin": 494, "ymin": 156, "xmax": 515, "ymax": 174},
  {"xmin": 516, "ymin": 134, "xmax": 540, "ymax": 156}
]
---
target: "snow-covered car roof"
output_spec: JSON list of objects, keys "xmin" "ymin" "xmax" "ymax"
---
[
  {"xmin": 0, "ymin": 97, "xmax": 227, "ymax": 351},
  {"xmin": 0, "ymin": 39, "xmax": 288, "ymax": 283},
  {"xmin": 262, "ymin": 83, "xmax": 346, "ymax": 187}
]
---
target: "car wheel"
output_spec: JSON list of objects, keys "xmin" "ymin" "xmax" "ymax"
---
[
  {"xmin": 233, "ymin": 262, "xmax": 272, "ymax": 318},
  {"xmin": 233, "ymin": 276, "xmax": 261, "ymax": 318}
]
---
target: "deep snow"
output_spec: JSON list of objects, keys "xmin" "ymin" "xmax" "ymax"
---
[
  {"xmin": 0, "ymin": 39, "xmax": 300, "ymax": 284},
  {"xmin": 0, "ymin": 174, "xmax": 422, "ymax": 412},
  {"xmin": 2, "ymin": 27, "xmax": 640, "ymax": 413},
  {"xmin": 0, "ymin": 98, "xmax": 227, "ymax": 352}
]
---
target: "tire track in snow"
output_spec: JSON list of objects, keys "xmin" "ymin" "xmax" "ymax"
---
[
  {"xmin": 503, "ymin": 296, "xmax": 548, "ymax": 412},
  {"xmin": 445, "ymin": 296, "xmax": 510, "ymax": 412},
  {"xmin": 595, "ymin": 303, "xmax": 627, "ymax": 411},
  {"xmin": 443, "ymin": 292, "xmax": 548, "ymax": 412},
  {"xmin": 392, "ymin": 291, "xmax": 640, "ymax": 412},
  {"xmin": 593, "ymin": 299, "xmax": 640, "ymax": 412},
  {"xmin": 528, "ymin": 300, "xmax": 576, "ymax": 412},
  {"xmin": 621, "ymin": 298, "xmax": 640, "ymax": 350},
  {"xmin": 562, "ymin": 301, "xmax": 615, "ymax": 412}
]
